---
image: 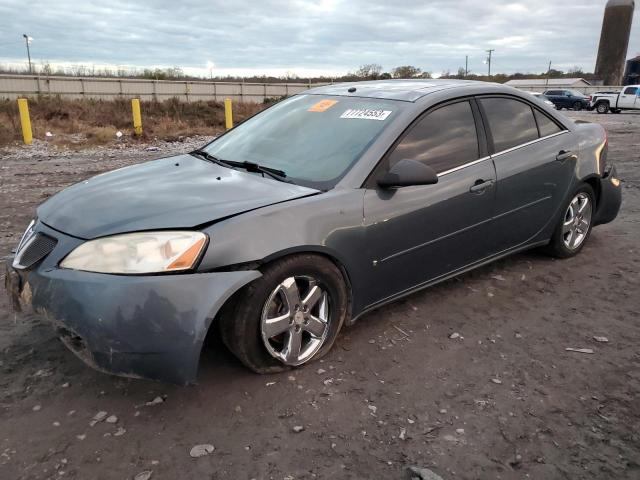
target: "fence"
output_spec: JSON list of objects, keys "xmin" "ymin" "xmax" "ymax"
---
[
  {"xmin": 0, "ymin": 74, "xmax": 624, "ymax": 102},
  {"xmin": 508, "ymin": 84, "xmax": 622, "ymax": 95},
  {"xmin": 0, "ymin": 74, "xmax": 329, "ymax": 102}
]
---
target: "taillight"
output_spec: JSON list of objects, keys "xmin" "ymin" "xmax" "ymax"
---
[{"xmin": 599, "ymin": 135, "xmax": 608, "ymax": 175}]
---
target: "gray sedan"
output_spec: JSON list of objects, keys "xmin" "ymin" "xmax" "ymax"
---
[{"xmin": 5, "ymin": 80, "xmax": 622, "ymax": 384}]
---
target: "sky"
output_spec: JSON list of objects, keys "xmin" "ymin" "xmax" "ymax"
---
[{"xmin": 1, "ymin": 0, "xmax": 638, "ymax": 78}]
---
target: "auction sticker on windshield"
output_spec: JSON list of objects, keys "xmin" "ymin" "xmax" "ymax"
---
[
  {"xmin": 340, "ymin": 108, "xmax": 392, "ymax": 120},
  {"xmin": 308, "ymin": 99, "xmax": 338, "ymax": 112}
]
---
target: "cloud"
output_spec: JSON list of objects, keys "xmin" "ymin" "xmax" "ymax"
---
[{"xmin": 0, "ymin": 0, "xmax": 638, "ymax": 77}]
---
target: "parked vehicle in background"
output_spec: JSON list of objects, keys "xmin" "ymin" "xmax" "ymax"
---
[
  {"xmin": 543, "ymin": 89, "xmax": 590, "ymax": 110},
  {"xmin": 589, "ymin": 85, "xmax": 640, "ymax": 113},
  {"xmin": 5, "ymin": 80, "xmax": 622, "ymax": 384},
  {"xmin": 525, "ymin": 91, "xmax": 556, "ymax": 108}
]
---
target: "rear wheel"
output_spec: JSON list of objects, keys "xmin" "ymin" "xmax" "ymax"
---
[
  {"xmin": 219, "ymin": 254, "xmax": 349, "ymax": 373},
  {"xmin": 544, "ymin": 185, "xmax": 595, "ymax": 258},
  {"xmin": 573, "ymin": 101, "xmax": 583, "ymax": 111},
  {"xmin": 596, "ymin": 102, "xmax": 609, "ymax": 114}
]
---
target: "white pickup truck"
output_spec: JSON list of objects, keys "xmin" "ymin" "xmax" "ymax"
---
[{"xmin": 589, "ymin": 85, "xmax": 640, "ymax": 114}]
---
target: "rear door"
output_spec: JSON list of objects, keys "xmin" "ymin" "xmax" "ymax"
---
[
  {"xmin": 362, "ymin": 99, "xmax": 496, "ymax": 306},
  {"xmin": 478, "ymin": 96, "xmax": 576, "ymax": 253},
  {"xmin": 618, "ymin": 86, "xmax": 638, "ymax": 109}
]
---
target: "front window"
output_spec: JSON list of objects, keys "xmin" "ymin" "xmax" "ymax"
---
[
  {"xmin": 203, "ymin": 95, "xmax": 403, "ymax": 189},
  {"xmin": 387, "ymin": 101, "xmax": 479, "ymax": 174}
]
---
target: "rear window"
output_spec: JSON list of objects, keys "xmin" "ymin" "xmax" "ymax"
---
[{"xmin": 480, "ymin": 98, "xmax": 539, "ymax": 152}]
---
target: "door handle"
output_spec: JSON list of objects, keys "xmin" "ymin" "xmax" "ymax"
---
[
  {"xmin": 469, "ymin": 179, "xmax": 494, "ymax": 194},
  {"xmin": 556, "ymin": 150, "xmax": 577, "ymax": 162}
]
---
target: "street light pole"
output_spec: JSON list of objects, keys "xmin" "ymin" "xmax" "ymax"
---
[
  {"xmin": 486, "ymin": 49, "xmax": 494, "ymax": 78},
  {"xmin": 465, "ymin": 55, "xmax": 468, "ymax": 78},
  {"xmin": 22, "ymin": 34, "xmax": 32, "ymax": 74}
]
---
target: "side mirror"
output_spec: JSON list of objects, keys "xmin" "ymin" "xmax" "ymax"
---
[{"xmin": 377, "ymin": 159, "xmax": 439, "ymax": 189}]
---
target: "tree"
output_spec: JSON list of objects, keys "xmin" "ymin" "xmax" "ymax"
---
[
  {"xmin": 567, "ymin": 65, "xmax": 584, "ymax": 76},
  {"xmin": 547, "ymin": 68, "xmax": 565, "ymax": 77},
  {"xmin": 355, "ymin": 64, "xmax": 384, "ymax": 79},
  {"xmin": 392, "ymin": 65, "xmax": 422, "ymax": 78},
  {"xmin": 421, "ymin": 71, "xmax": 433, "ymax": 79}
]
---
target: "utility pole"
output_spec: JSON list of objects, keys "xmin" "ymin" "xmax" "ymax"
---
[
  {"xmin": 23, "ymin": 34, "xmax": 33, "ymax": 74},
  {"xmin": 485, "ymin": 49, "xmax": 494, "ymax": 78},
  {"xmin": 545, "ymin": 61, "xmax": 552, "ymax": 88},
  {"xmin": 465, "ymin": 55, "xmax": 468, "ymax": 78}
]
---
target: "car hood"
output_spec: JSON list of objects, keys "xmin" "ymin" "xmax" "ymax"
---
[{"xmin": 37, "ymin": 154, "xmax": 319, "ymax": 239}]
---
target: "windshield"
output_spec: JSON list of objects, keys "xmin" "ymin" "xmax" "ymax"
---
[{"xmin": 203, "ymin": 95, "xmax": 403, "ymax": 189}]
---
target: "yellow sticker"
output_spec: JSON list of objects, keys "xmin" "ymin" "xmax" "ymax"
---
[{"xmin": 308, "ymin": 99, "xmax": 338, "ymax": 112}]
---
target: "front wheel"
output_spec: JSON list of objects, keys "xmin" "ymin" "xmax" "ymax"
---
[
  {"xmin": 219, "ymin": 254, "xmax": 349, "ymax": 373},
  {"xmin": 544, "ymin": 185, "xmax": 595, "ymax": 258}
]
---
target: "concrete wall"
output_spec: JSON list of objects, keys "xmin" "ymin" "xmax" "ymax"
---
[{"xmin": 0, "ymin": 74, "xmax": 329, "ymax": 102}]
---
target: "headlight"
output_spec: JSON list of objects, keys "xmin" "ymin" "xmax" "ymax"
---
[{"xmin": 60, "ymin": 231, "xmax": 208, "ymax": 274}]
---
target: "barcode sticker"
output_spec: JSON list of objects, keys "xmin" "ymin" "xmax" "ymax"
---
[{"xmin": 340, "ymin": 109, "xmax": 392, "ymax": 121}]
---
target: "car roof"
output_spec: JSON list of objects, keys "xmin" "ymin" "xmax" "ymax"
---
[{"xmin": 305, "ymin": 79, "xmax": 498, "ymax": 102}]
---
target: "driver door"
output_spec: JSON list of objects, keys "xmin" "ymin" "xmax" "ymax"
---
[
  {"xmin": 619, "ymin": 86, "xmax": 638, "ymax": 109},
  {"xmin": 362, "ymin": 99, "xmax": 496, "ymax": 307}
]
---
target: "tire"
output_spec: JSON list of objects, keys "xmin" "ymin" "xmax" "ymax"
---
[
  {"xmin": 219, "ymin": 254, "xmax": 349, "ymax": 374},
  {"xmin": 611, "ymin": 109, "xmax": 621, "ymax": 114},
  {"xmin": 573, "ymin": 101, "xmax": 583, "ymax": 111},
  {"xmin": 596, "ymin": 102, "xmax": 609, "ymax": 114},
  {"xmin": 544, "ymin": 184, "xmax": 595, "ymax": 259},
  {"xmin": 556, "ymin": 105, "xmax": 562, "ymax": 110}
]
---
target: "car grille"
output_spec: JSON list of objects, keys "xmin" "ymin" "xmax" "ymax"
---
[{"xmin": 14, "ymin": 233, "xmax": 57, "ymax": 269}]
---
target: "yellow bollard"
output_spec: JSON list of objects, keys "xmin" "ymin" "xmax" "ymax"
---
[
  {"xmin": 224, "ymin": 98, "xmax": 233, "ymax": 130},
  {"xmin": 131, "ymin": 98, "xmax": 143, "ymax": 136},
  {"xmin": 17, "ymin": 98, "xmax": 33, "ymax": 145}
]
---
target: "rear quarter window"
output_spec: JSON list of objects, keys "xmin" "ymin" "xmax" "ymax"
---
[
  {"xmin": 534, "ymin": 109, "xmax": 563, "ymax": 137},
  {"xmin": 480, "ymin": 97, "xmax": 539, "ymax": 152}
]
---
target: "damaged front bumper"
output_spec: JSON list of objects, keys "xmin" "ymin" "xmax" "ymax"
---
[{"xmin": 4, "ymin": 222, "xmax": 260, "ymax": 384}]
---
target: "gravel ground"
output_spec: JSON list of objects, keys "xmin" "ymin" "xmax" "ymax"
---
[{"xmin": 1, "ymin": 111, "xmax": 639, "ymax": 480}]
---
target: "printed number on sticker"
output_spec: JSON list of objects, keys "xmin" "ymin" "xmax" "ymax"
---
[{"xmin": 340, "ymin": 109, "xmax": 392, "ymax": 121}]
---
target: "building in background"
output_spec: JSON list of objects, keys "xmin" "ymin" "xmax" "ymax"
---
[
  {"xmin": 505, "ymin": 78, "xmax": 592, "ymax": 88},
  {"xmin": 594, "ymin": 0, "xmax": 635, "ymax": 86},
  {"xmin": 623, "ymin": 55, "xmax": 640, "ymax": 85}
]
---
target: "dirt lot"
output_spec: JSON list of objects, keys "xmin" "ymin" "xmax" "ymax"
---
[{"xmin": 1, "ymin": 111, "xmax": 639, "ymax": 480}]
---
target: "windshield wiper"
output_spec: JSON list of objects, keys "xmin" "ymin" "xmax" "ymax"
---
[
  {"xmin": 190, "ymin": 149, "xmax": 228, "ymax": 168},
  {"xmin": 224, "ymin": 160, "xmax": 288, "ymax": 182},
  {"xmin": 190, "ymin": 150, "xmax": 290, "ymax": 183}
]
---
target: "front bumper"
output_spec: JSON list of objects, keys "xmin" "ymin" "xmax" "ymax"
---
[
  {"xmin": 5, "ymin": 222, "xmax": 261, "ymax": 384},
  {"xmin": 594, "ymin": 165, "xmax": 622, "ymax": 226}
]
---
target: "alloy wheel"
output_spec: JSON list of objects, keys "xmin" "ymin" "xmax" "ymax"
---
[
  {"xmin": 562, "ymin": 192, "xmax": 592, "ymax": 250},
  {"xmin": 260, "ymin": 275, "xmax": 330, "ymax": 365}
]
